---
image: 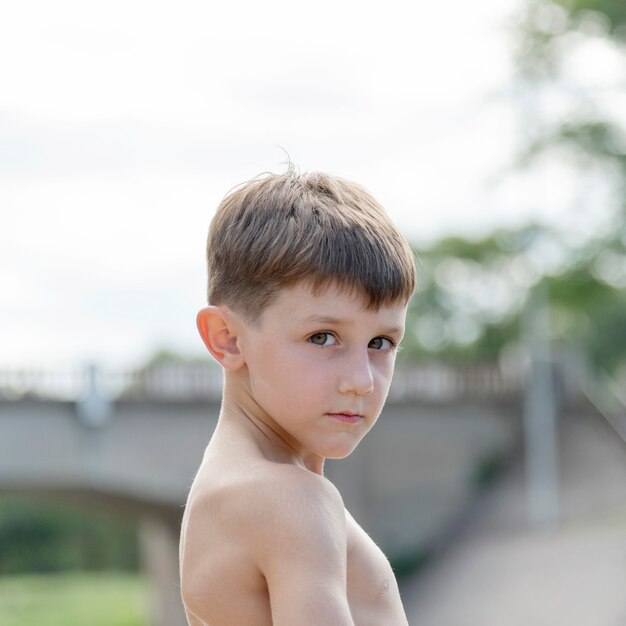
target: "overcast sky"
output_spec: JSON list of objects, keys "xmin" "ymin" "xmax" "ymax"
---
[{"xmin": 3, "ymin": 0, "xmax": 584, "ymax": 370}]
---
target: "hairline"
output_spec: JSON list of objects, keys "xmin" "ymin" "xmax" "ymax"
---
[{"xmin": 218, "ymin": 276, "xmax": 411, "ymax": 328}]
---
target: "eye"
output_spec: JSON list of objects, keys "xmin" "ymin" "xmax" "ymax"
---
[
  {"xmin": 369, "ymin": 336, "xmax": 394, "ymax": 351},
  {"xmin": 308, "ymin": 332, "xmax": 337, "ymax": 347}
]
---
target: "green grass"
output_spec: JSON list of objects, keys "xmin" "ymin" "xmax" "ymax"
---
[{"xmin": 0, "ymin": 572, "xmax": 149, "ymax": 626}]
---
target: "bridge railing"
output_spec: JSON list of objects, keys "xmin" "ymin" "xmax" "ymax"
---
[
  {"xmin": 0, "ymin": 364, "xmax": 224, "ymax": 402},
  {"xmin": 0, "ymin": 360, "xmax": 525, "ymax": 404},
  {"xmin": 0, "ymin": 369, "xmax": 87, "ymax": 401},
  {"xmin": 389, "ymin": 361, "xmax": 524, "ymax": 402}
]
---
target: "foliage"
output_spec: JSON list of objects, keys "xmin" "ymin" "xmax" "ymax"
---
[
  {"xmin": 0, "ymin": 498, "xmax": 139, "ymax": 575},
  {"xmin": 471, "ymin": 451, "xmax": 507, "ymax": 489},
  {"xmin": 547, "ymin": 266, "xmax": 626, "ymax": 372},
  {"xmin": 560, "ymin": 0, "xmax": 626, "ymax": 30},
  {"xmin": 519, "ymin": 0, "xmax": 626, "ymax": 378},
  {"xmin": 0, "ymin": 572, "xmax": 148, "ymax": 626},
  {"xmin": 400, "ymin": 0, "xmax": 622, "ymax": 379},
  {"xmin": 514, "ymin": 0, "xmax": 626, "ymax": 210},
  {"xmin": 402, "ymin": 222, "xmax": 626, "ymax": 378},
  {"xmin": 401, "ymin": 225, "xmax": 543, "ymax": 363},
  {"xmin": 515, "ymin": 0, "xmax": 626, "ymax": 79}
]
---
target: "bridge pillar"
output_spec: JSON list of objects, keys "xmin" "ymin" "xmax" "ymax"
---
[{"xmin": 139, "ymin": 515, "xmax": 187, "ymax": 626}]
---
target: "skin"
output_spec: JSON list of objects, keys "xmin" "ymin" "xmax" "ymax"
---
[{"xmin": 179, "ymin": 281, "xmax": 410, "ymax": 626}]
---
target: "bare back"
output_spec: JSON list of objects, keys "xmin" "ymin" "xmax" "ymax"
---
[{"xmin": 179, "ymin": 440, "xmax": 408, "ymax": 626}]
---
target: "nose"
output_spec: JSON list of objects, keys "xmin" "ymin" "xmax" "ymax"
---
[{"xmin": 338, "ymin": 348, "xmax": 374, "ymax": 396}]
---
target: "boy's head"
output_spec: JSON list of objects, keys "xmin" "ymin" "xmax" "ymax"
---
[{"xmin": 205, "ymin": 167, "xmax": 416, "ymax": 321}]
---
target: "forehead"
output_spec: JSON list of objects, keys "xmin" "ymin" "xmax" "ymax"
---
[{"xmin": 261, "ymin": 281, "xmax": 407, "ymax": 329}]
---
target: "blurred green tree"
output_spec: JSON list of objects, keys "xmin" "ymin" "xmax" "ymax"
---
[
  {"xmin": 402, "ymin": 0, "xmax": 626, "ymax": 382},
  {"xmin": 0, "ymin": 498, "xmax": 139, "ymax": 574}
]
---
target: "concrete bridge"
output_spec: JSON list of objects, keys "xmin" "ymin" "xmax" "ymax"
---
[{"xmin": 0, "ymin": 360, "xmax": 550, "ymax": 625}]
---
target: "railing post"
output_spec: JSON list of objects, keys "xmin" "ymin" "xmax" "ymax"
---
[{"xmin": 76, "ymin": 363, "xmax": 112, "ymax": 427}]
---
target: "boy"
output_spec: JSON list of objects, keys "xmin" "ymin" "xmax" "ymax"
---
[{"xmin": 179, "ymin": 168, "xmax": 416, "ymax": 625}]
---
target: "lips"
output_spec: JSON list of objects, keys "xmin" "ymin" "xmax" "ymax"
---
[{"xmin": 326, "ymin": 412, "xmax": 363, "ymax": 423}]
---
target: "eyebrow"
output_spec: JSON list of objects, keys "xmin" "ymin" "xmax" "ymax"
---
[{"xmin": 302, "ymin": 314, "xmax": 404, "ymax": 336}]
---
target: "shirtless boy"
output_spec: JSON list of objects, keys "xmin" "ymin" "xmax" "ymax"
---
[{"xmin": 179, "ymin": 168, "xmax": 416, "ymax": 625}]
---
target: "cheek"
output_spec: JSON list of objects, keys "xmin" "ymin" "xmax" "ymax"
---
[
  {"xmin": 373, "ymin": 361, "xmax": 396, "ymax": 398},
  {"xmin": 248, "ymin": 347, "xmax": 321, "ymax": 408},
  {"xmin": 373, "ymin": 354, "xmax": 395, "ymax": 378}
]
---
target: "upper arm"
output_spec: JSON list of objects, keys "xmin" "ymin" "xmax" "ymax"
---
[{"xmin": 241, "ymin": 471, "xmax": 355, "ymax": 626}]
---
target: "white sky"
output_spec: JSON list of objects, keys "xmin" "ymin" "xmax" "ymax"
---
[{"xmin": 3, "ymin": 0, "xmax": 604, "ymax": 370}]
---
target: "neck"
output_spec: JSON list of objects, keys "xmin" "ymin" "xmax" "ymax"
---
[{"xmin": 218, "ymin": 369, "xmax": 325, "ymax": 475}]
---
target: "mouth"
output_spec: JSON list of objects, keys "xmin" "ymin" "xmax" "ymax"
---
[{"xmin": 326, "ymin": 411, "xmax": 363, "ymax": 424}]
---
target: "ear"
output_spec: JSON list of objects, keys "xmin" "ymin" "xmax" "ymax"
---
[{"xmin": 196, "ymin": 306, "xmax": 245, "ymax": 371}]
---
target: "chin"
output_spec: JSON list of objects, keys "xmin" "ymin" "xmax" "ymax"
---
[
  {"xmin": 319, "ymin": 441, "xmax": 360, "ymax": 460},
  {"xmin": 325, "ymin": 450, "xmax": 356, "ymax": 460}
]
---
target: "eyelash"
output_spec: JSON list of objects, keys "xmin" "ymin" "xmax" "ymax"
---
[
  {"xmin": 307, "ymin": 332, "xmax": 396, "ymax": 350},
  {"xmin": 369, "ymin": 336, "xmax": 396, "ymax": 351}
]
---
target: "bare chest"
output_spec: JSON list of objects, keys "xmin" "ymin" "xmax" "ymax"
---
[{"xmin": 345, "ymin": 510, "xmax": 409, "ymax": 626}]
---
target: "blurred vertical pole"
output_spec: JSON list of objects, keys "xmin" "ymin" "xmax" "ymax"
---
[
  {"xmin": 139, "ymin": 515, "xmax": 188, "ymax": 626},
  {"xmin": 522, "ymin": 281, "xmax": 560, "ymax": 529},
  {"xmin": 76, "ymin": 363, "xmax": 111, "ymax": 427}
]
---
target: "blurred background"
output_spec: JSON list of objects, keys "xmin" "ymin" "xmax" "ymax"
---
[{"xmin": 1, "ymin": 0, "xmax": 626, "ymax": 624}]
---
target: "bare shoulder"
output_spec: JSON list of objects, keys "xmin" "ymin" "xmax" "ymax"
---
[
  {"xmin": 215, "ymin": 464, "xmax": 346, "ymax": 550},
  {"xmin": 187, "ymin": 461, "xmax": 342, "ymax": 516},
  {"xmin": 245, "ymin": 464, "xmax": 344, "ymax": 512},
  {"xmin": 183, "ymin": 463, "xmax": 345, "ymax": 558}
]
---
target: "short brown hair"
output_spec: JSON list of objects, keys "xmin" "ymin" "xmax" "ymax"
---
[{"xmin": 205, "ymin": 168, "xmax": 416, "ymax": 320}]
